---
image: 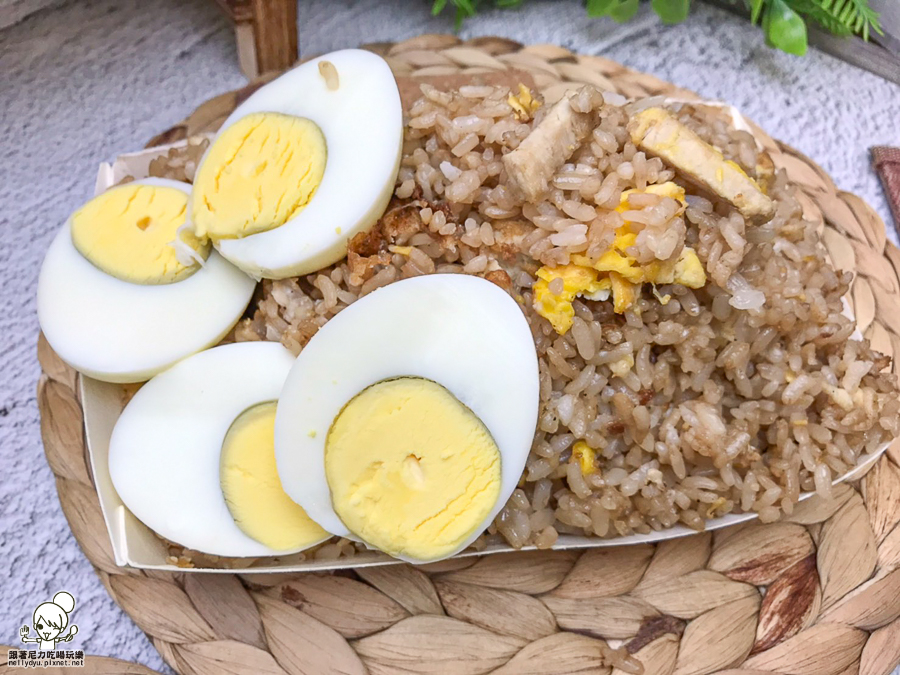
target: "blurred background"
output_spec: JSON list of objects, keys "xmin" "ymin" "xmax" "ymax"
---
[{"xmin": 1, "ymin": 0, "xmax": 898, "ymax": 671}]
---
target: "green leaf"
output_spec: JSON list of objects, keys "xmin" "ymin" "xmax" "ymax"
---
[
  {"xmin": 764, "ymin": 0, "xmax": 808, "ymax": 54},
  {"xmin": 610, "ymin": 0, "xmax": 640, "ymax": 21},
  {"xmin": 586, "ymin": 0, "xmax": 618, "ymax": 18},
  {"xmin": 749, "ymin": 0, "xmax": 765, "ymax": 23},
  {"xmin": 652, "ymin": 0, "xmax": 691, "ymax": 24},
  {"xmin": 839, "ymin": 0, "xmax": 855, "ymax": 23},
  {"xmin": 784, "ymin": 0, "xmax": 882, "ymax": 40},
  {"xmin": 450, "ymin": 0, "xmax": 478, "ymax": 29},
  {"xmin": 454, "ymin": 0, "xmax": 478, "ymax": 15},
  {"xmin": 585, "ymin": 0, "xmax": 639, "ymax": 22},
  {"xmin": 432, "ymin": 0, "xmax": 448, "ymax": 16},
  {"xmin": 494, "ymin": 0, "xmax": 524, "ymax": 7}
]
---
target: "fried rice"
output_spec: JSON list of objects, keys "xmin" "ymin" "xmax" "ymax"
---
[{"xmin": 219, "ymin": 83, "xmax": 900, "ymax": 552}]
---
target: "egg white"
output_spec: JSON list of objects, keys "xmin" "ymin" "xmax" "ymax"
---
[
  {"xmin": 274, "ymin": 274, "xmax": 540, "ymax": 562},
  {"xmin": 108, "ymin": 341, "xmax": 330, "ymax": 557},
  {"xmin": 206, "ymin": 49, "xmax": 403, "ymax": 279},
  {"xmin": 37, "ymin": 178, "xmax": 256, "ymax": 383}
]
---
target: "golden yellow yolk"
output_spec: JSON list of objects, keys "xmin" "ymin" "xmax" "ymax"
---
[
  {"xmin": 221, "ymin": 402, "xmax": 328, "ymax": 551},
  {"xmin": 191, "ymin": 112, "xmax": 327, "ymax": 240},
  {"xmin": 71, "ymin": 184, "xmax": 209, "ymax": 284},
  {"xmin": 325, "ymin": 378, "xmax": 501, "ymax": 561}
]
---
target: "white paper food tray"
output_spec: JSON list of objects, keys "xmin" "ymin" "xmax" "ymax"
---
[{"xmin": 80, "ymin": 113, "xmax": 891, "ymax": 573}]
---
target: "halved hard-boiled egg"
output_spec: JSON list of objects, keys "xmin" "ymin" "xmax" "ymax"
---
[
  {"xmin": 37, "ymin": 178, "xmax": 256, "ymax": 383},
  {"xmin": 274, "ymin": 275, "xmax": 540, "ymax": 563},
  {"xmin": 190, "ymin": 49, "xmax": 403, "ymax": 279},
  {"xmin": 109, "ymin": 342, "xmax": 330, "ymax": 557}
]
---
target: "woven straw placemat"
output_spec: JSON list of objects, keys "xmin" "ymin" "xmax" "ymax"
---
[{"xmin": 20, "ymin": 35, "xmax": 900, "ymax": 675}]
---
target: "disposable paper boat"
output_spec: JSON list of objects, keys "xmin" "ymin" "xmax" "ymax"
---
[{"xmin": 80, "ymin": 108, "xmax": 891, "ymax": 573}]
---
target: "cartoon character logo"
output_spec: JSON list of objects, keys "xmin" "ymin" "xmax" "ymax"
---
[{"xmin": 19, "ymin": 591, "xmax": 79, "ymax": 651}]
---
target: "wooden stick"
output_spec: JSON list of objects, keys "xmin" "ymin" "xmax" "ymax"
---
[{"xmin": 239, "ymin": 0, "xmax": 298, "ymax": 78}]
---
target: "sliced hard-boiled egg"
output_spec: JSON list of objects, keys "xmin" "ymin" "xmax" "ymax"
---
[
  {"xmin": 274, "ymin": 275, "xmax": 540, "ymax": 563},
  {"xmin": 37, "ymin": 178, "xmax": 256, "ymax": 383},
  {"xmin": 108, "ymin": 342, "xmax": 330, "ymax": 557},
  {"xmin": 71, "ymin": 178, "xmax": 209, "ymax": 283},
  {"xmin": 191, "ymin": 49, "xmax": 403, "ymax": 279}
]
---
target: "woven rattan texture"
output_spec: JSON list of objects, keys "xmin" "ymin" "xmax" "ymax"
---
[{"xmin": 23, "ymin": 35, "xmax": 900, "ymax": 675}]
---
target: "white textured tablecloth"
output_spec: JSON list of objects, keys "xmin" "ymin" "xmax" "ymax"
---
[{"xmin": 1, "ymin": 0, "xmax": 898, "ymax": 671}]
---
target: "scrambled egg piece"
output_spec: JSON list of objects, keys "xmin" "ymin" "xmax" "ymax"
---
[
  {"xmin": 609, "ymin": 272, "xmax": 637, "ymax": 314},
  {"xmin": 508, "ymin": 84, "xmax": 541, "ymax": 121},
  {"xmin": 584, "ymin": 242, "xmax": 643, "ymax": 283},
  {"xmin": 534, "ymin": 182, "xmax": 707, "ymax": 333},
  {"xmin": 673, "ymin": 249, "xmax": 706, "ymax": 287},
  {"xmin": 628, "ymin": 108, "xmax": 774, "ymax": 220},
  {"xmin": 652, "ymin": 286, "xmax": 672, "ymax": 305},
  {"xmin": 533, "ymin": 264, "xmax": 611, "ymax": 334},
  {"xmin": 621, "ymin": 181, "xmax": 687, "ymax": 207},
  {"xmin": 570, "ymin": 441, "xmax": 597, "ymax": 475},
  {"xmin": 609, "ymin": 353, "xmax": 635, "ymax": 378},
  {"xmin": 706, "ymin": 497, "xmax": 728, "ymax": 518}
]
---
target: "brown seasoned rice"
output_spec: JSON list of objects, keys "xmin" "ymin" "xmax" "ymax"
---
[{"xmin": 220, "ymin": 83, "xmax": 900, "ymax": 552}]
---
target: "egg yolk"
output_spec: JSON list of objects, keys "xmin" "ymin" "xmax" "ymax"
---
[
  {"xmin": 325, "ymin": 378, "xmax": 501, "ymax": 561},
  {"xmin": 191, "ymin": 112, "xmax": 327, "ymax": 240},
  {"xmin": 221, "ymin": 401, "xmax": 328, "ymax": 551},
  {"xmin": 71, "ymin": 184, "xmax": 209, "ymax": 284}
]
